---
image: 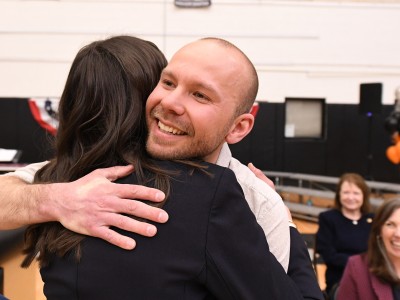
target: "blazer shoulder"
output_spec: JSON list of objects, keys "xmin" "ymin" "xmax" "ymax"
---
[
  {"xmin": 114, "ymin": 160, "xmax": 232, "ymax": 187},
  {"xmin": 319, "ymin": 209, "xmax": 341, "ymax": 220},
  {"xmin": 364, "ymin": 212, "xmax": 375, "ymax": 219},
  {"xmin": 348, "ymin": 253, "xmax": 365, "ymax": 265}
]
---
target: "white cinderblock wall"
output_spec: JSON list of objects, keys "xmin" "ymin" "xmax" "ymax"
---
[{"xmin": 0, "ymin": 0, "xmax": 399, "ymax": 104}]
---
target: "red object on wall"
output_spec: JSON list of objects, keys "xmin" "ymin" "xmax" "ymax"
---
[
  {"xmin": 250, "ymin": 102, "xmax": 259, "ymax": 118},
  {"xmin": 28, "ymin": 98, "xmax": 59, "ymax": 136}
]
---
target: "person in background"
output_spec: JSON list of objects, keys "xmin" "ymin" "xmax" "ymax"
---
[
  {"xmin": 337, "ymin": 198, "xmax": 400, "ymax": 300},
  {"xmin": 251, "ymin": 164, "xmax": 324, "ymax": 300},
  {"xmin": 21, "ymin": 35, "xmax": 303, "ymax": 299},
  {"xmin": 316, "ymin": 172, "xmax": 374, "ymax": 298},
  {"xmin": 287, "ymin": 208, "xmax": 324, "ymax": 300}
]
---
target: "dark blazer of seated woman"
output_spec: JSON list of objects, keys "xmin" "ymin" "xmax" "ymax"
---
[{"xmin": 316, "ymin": 173, "xmax": 374, "ymax": 294}]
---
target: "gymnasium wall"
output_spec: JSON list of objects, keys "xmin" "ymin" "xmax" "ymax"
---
[
  {"xmin": 230, "ymin": 102, "xmax": 400, "ymax": 183},
  {"xmin": 0, "ymin": 98, "xmax": 54, "ymax": 163},
  {"xmin": 1, "ymin": 0, "xmax": 400, "ymax": 181},
  {"xmin": 0, "ymin": 0, "xmax": 399, "ymax": 102}
]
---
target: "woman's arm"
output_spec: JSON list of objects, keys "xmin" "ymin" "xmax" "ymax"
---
[{"xmin": 316, "ymin": 212, "xmax": 349, "ymax": 268}]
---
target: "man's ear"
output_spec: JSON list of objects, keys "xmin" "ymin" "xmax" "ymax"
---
[{"xmin": 225, "ymin": 113, "xmax": 254, "ymax": 145}]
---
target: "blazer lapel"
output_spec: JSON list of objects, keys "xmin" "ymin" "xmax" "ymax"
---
[{"xmin": 370, "ymin": 273, "xmax": 393, "ymax": 300}]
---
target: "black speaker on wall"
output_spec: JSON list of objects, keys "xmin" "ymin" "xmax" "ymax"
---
[{"xmin": 359, "ymin": 83, "xmax": 382, "ymax": 115}]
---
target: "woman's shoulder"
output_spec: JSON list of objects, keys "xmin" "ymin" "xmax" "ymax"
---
[
  {"xmin": 363, "ymin": 212, "xmax": 375, "ymax": 219},
  {"xmin": 153, "ymin": 160, "xmax": 239, "ymax": 189},
  {"xmin": 150, "ymin": 159, "xmax": 212, "ymax": 169},
  {"xmin": 114, "ymin": 160, "xmax": 240, "ymax": 195},
  {"xmin": 361, "ymin": 212, "xmax": 375, "ymax": 224},
  {"xmin": 347, "ymin": 253, "xmax": 368, "ymax": 271},
  {"xmin": 158, "ymin": 160, "xmax": 233, "ymax": 177},
  {"xmin": 348, "ymin": 253, "xmax": 366, "ymax": 263},
  {"xmin": 320, "ymin": 209, "xmax": 341, "ymax": 220}
]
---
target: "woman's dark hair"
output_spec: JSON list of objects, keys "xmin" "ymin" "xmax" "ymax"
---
[
  {"xmin": 22, "ymin": 35, "xmax": 168, "ymax": 267},
  {"xmin": 367, "ymin": 198, "xmax": 400, "ymax": 285},
  {"xmin": 334, "ymin": 173, "xmax": 371, "ymax": 214}
]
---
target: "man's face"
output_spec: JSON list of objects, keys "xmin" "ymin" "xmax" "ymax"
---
[{"xmin": 146, "ymin": 40, "xmax": 246, "ymax": 163}]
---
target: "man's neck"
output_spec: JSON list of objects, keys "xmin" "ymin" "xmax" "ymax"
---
[{"xmin": 203, "ymin": 144, "xmax": 225, "ymax": 164}]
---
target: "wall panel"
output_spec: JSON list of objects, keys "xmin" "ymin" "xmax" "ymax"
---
[
  {"xmin": 0, "ymin": 0, "xmax": 400, "ymax": 180},
  {"xmin": 231, "ymin": 102, "xmax": 400, "ymax": 183},
  {"xmin": 1, "ymin": 0, "xmax": 399, "ymax": 102}
]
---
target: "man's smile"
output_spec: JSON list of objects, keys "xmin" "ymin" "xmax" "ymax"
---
[{"xmin": 157, "ymin": 120, "xmax": 186, "ymax": 135}]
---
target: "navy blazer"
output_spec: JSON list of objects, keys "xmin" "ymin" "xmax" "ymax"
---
[
  {"xmin": 316, "ymin": 209, "xmax": 373, "ymax": 292},
  {"xmin": 41, "ymin": 161, "xmax": 303, "ymax": 300},
  {"xmin": 288, "ymin": 227, "xmax": 324, "ymax": 300}
]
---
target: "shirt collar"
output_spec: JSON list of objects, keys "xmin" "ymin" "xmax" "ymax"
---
[{"xmin": 215, "ymin": 142, "xmax": 232, "ymax": 168}]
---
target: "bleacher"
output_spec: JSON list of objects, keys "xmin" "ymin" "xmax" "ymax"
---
[{"xmin": 265, "ymin": 171, "xmax": 400, "ymax": 222}]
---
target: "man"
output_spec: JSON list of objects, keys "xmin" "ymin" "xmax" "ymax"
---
[
  {"xmin": 1, "ymin": 37, "xmax": 290, "ymax": 270},
  {"xmin": 145, "ymin": 37, "xmax": 290, "ymax": 270},
  {"xmin": 145, "ymin": 38, "xmax": 321, "ymax": 299}
]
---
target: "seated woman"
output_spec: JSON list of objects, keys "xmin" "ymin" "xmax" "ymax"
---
[
  {"xmin": 21, "ymin": 35, "xmax": 303, "ymax": 300},
  {"xmin": 337, "ymin": 198, "xmax": 400, "ymax": 300},
  {"xmin": 316, "ymin": 173, "xmax": 374, "ymax": 297}
]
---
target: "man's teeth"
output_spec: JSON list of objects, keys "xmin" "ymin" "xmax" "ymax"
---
[{"xmin": 158, "ymin": 121, "xmax": 184, "ymax": 135}]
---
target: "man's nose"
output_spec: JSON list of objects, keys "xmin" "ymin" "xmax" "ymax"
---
[{"xmin": 160, "ymin": 88, "xmax": 185, "ymax": 115}]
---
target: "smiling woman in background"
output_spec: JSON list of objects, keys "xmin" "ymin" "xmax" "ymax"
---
[
  {"xmin": 316, "ymin": 173, "xmax": 374, "ymax": 299},
  {"xmin": 337, "ymin": 198, "xmax": 400, "ymax": 300}
]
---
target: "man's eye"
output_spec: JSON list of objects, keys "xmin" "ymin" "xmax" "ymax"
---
[
  {"xmin": 193, "ymin": 92, "xmax": 209, "ymax": 101},
  {"xmin": 162, "ymin": 80, "xmax": 174, "ymax": 87}
]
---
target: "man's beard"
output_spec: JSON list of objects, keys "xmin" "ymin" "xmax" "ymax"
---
[
  {"xmin": 146, "ymin": 129, "xmax": 225, "ymax": 162},
  {"xmin": 146, "ymin": 105, "xmax": 234, "ymax": 161}
]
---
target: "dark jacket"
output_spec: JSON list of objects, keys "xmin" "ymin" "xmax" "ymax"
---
[
  {"xmin": 288, "ymin": 226, "xmax": 324, "ymax": 300},
  {"xmin": 41, "ymin": 161, "xmax": 303, "ymax": 300},
  {"xmin": 316, "ymin": 209, "xmax": 373, "ymax": 293}
]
